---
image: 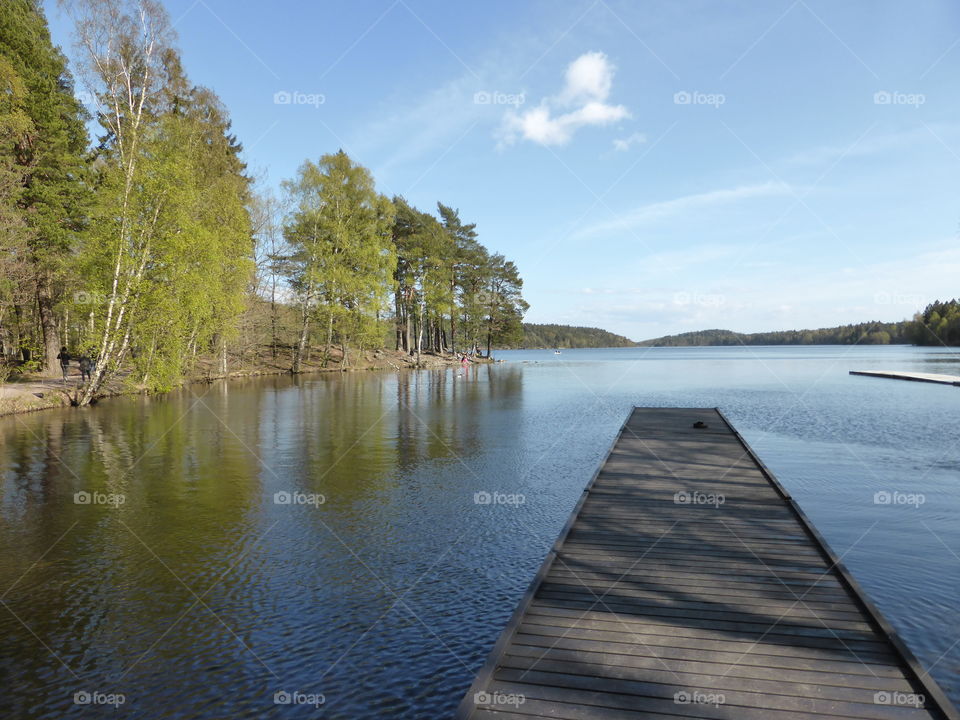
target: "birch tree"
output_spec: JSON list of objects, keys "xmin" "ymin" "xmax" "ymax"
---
[
  {"xmin": 62, "ymin": 0, "xmax": 173, "ymax": 403},
  {"xmin": 282, "ymin": 151, "xmax": 394, "ymax": 371}
]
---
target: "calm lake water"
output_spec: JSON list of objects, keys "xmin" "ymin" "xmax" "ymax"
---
[{"xmin": 1, "ymin": 345, "xmax": 959, "ymax": 718}]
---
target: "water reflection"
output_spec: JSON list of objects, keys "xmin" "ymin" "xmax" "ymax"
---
[
  {"xmin": 1, "ymin": 348, "xmax": 957, "ymax": 718},
  {"xmin": 0, "ymin": 365, "xmax": 527, "ymax": 718}
]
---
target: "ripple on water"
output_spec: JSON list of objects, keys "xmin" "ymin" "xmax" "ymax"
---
[{"xmin": 0, "ymin": 347, "xmax": 958, "ymax": 716}]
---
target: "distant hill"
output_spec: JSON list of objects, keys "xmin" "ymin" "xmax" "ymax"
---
[
  {"xmin": 509, "ymin": 323, "xmax": 639, "ymax": 349},
  {"xmin": 638, "ymin": 321, "xmax": 913, "ymax": 347}
]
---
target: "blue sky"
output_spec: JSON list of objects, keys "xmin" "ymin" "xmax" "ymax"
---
[{"xmin": 44, "ymin": 0, "xmax": 960, "ymax": 340}]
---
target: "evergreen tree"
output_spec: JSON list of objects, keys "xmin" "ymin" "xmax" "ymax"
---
[
  {"xmin": 437, "ymin": 203, "xmax": 479, "ymax": 353},
  {"xmin": 0, "ymin": 0, "xmax": 90, "ymax": 373},
  {"xmin": 482, "ymin": 254, "xmax": 527, "ymax": 355}
]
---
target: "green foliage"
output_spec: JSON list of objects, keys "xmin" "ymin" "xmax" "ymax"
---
[
  {"xmin": 62, "ymin": 0, "xmax": 252, "ymax": 399},
  {"xmin": 386, "ymin": 199, "xmax": 527, "ymax": 357},
  {"xmin": 514, "ymin": 324, "xmax": 638, "ymax": 349},
  {"xmin": 0, "ymin": 0, "xmax": 90, "ymax": 256},
  {"xmin": 481, "ymin": 254, "xmax": 527, "ymax": 354},
  {"xmin": 639, "ymin": 321, "xmax": 914, "ymax": 347},
  {"xmin": 0, "ymin": 0, "xmax": 527, "ymax": 392},
  {"xmin": 911, "ymin": 299, "xmax": 960, "ymax": 346},
  {"xmin": 282, "ymin": 151, "xmax": 395, "ymax": 368},
  {"xmin": 0, "ymin": 0, "xmax": 91, "ymax": 372}
]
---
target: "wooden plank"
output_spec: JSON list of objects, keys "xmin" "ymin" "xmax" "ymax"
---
[
  {"xmin": 504, "ymin": 644, "xmax": 912, "ymax": 691},
  {"xmin": 495, "ymin": 670, "xmax": 935, "ymax": 720},
  {"xmin": 850, "ymin": 370, "xmax": 960, "ymax": 386},
  {"xmin": 455, "ymin": 408, "xmax": 959, "ymax": 720},
  {"xmin": 482, "ymin": 680, "xmax": 934, "ymax": 720},
  {"xmin": 525, "ymin": 600, "xmax": 885, "ymax": 643},
  {"xmin": 510, "ymin": 633, "xmax": 899, "ymax": 675},
  {"xmin": 514, "ymin": 622, "xmax": 896, "ymax": 664},
  {"xmin": 522, "ymin": 607, "xmax": 892, "ymax": 652}
]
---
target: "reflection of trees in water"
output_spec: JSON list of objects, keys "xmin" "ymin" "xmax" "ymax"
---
[
  {"xmin": 0, "ymin": 382, "xmax": 270, "ymax": 693},
  {"xmin": 0, "ymin": 366, "xmax": 527, "ymax": 557},
  {"xmin": 394, "ymin": 365, "xmax": 523, "ymax": 472},
  {"xmin": 0, "ymin": 367, "xmax": 528, "ymax": 695},
  {"xmin": 273, "ymin": 367, "xmax": 526, "ymax": 507},
  {"xmin": 0, "ymin": 367, "xmax": 525, "ymax": 525}
]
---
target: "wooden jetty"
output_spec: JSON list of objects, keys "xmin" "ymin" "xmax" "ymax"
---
[
  {"xmin": 456, "ymin": 407, "xmax": 959, "ymax": 719},
  {"xmin": 850, "ymin": 370, "xmax": 960, "ymax": 386}
]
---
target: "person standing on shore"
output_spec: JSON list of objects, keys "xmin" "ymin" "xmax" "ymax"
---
[
  {"xmin": 56, "ymin": 347, "xmax": 71, "ymax": 381},
  {"xmin": 79, "ymin": 356, "xmax": 93, "ymax": 383}
]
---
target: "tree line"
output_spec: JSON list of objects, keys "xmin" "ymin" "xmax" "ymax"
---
[
  {"xmin": 911, "ymin": 300, "xmax": 960, "ymax": 346},
  {"xmin": 639, "ymin": 320, "xmax": 916, "ymax": 347},
  {"xmin": 506, "ymin": 323, "xmax": 638, "ymax": 349},
  {"xmin": 0, "ymin": 0, "xmax": 526, "ymax": 405}
]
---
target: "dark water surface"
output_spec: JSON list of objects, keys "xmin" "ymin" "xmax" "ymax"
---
[{"xmin": 1, "ymin": 345, "xmax": 958, "ymax": 718}]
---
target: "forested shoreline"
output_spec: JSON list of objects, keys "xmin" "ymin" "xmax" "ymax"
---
[
  {"xmin": 639, "ymin": 322, "xmax": 910, "ymax": 347},
  {"xmin": 0, "ymin": 0, "xmax": 526, "ymax": 406},
  {"xmin": 507, "ymin": 323, "xmax": 638, "ymax": 349},
  {"xmin": 639, "ymin": 304, "xmax": 960, "ymax": 347},
  {"xmin": 506, "ymin": 304, "xmax": 960, "ymax": 349}
]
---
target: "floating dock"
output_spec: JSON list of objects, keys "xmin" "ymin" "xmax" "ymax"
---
[
  {"xmin": 850, "ymin": 370, "xmax": 960, "ymax": 386},
  {"xmin": 457, "ymin": 407, "xmax": 959, "ymax": 719}
]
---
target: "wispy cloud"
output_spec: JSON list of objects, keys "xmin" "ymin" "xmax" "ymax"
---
[
  {"xmin": 540, "ymin": 240, "xmax": 960, "ymax": 340},
  {"xmin": 784, "ymin": 124, "xmax": 960, "ymax": 166},
  {"xmin": 612, "ymin": 132, "xmax": 646, "ymax": 152},
  {"xmin": 577, "ymin": 181, "xmax": 793, "ymax": 237},
  {"xmin": 360, "ymin": 76, "xmax": 480, "ymax": 181},
  {"xmin": 500, "ymin": 51, "xmax": 630, "ymax": 147}
]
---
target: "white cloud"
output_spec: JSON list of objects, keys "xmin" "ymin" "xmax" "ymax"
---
[
  {"xmin": 577, "ymin": 181, "xmax": 793, "ymax": 237},
  {"xmin": 501, "ymin": 51, "xmax": 630, "ymax": 147},
  {"xmin": 612, "ymin": 132, "xmax": 646, "ymax": 152},
  {"xmin": 559, "ymin": 52, "xmax": 615, "ymax": 105}
]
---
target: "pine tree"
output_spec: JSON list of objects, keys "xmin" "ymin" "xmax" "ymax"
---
[
  {"xmin": 437, "ymin": 203, "xmax": 480, "ymax": 354},
  {"xmin": 0, "ymin": 0, "xmax": 90, "ymax": 373},
  {"xmin": 483, "ymin": 254, "xmax": 527, "ymax": 356}
]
